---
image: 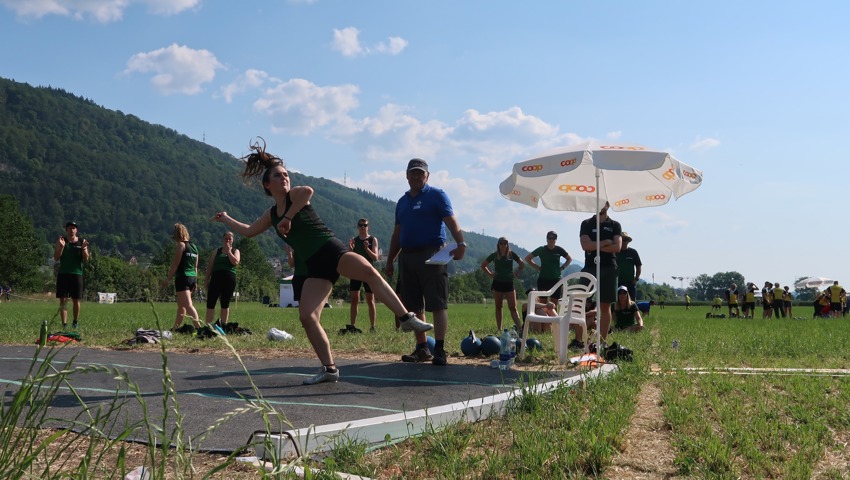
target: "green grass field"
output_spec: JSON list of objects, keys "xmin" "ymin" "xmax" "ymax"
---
[{"xmin": 2, "ymin": 298, "xmax": 850, "ymax": 478}]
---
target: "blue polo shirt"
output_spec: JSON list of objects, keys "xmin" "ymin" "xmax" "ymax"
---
[{"xmin": 396, "ymin": 184, "xmax": 453, "ymax": 248}]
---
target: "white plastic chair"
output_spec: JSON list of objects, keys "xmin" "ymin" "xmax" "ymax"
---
[{"xmin": 520, "ymin": 271, "xmax": 597, "ymax": 364}]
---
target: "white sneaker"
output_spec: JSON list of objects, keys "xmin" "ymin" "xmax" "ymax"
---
[
  {"xmin": 398, "ymin": 312, "xmax": 433, "ymax": 333},
  {"xmin": 303, "ymin": 366, "xmax": 339, "ymax": 385}
]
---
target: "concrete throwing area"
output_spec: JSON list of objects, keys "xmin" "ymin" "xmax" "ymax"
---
[{"xmin": 0, "ymin": 345, "xmax": 614, "ymax": 458}]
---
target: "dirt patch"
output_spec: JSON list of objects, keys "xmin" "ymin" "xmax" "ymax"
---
[
  {"xmin": 606, "ymin": 380, "xmax": 681, "ymax": 479},
  {"xmin": 811, "ymin": 428, "xmax": 850, "ymax": 479}
]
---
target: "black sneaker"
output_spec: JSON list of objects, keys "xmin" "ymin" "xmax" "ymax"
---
[
  {"xmin": 401, "ymin": 347, "xmax": 433, "ymax": 363},
  {"xmin": 567, "ymin": 339, "xmax": 585, "ymax": 350},
  {"xmin": 346, "ymin": 324, "xmax": 363, "ymax": 334},
  {"xmin": 432, "ymin": 348, "xmax": 447, "ymax": 366},
  {"xmin": 72, "ymin": 321, "xmax": 78, "ymax": 329}
]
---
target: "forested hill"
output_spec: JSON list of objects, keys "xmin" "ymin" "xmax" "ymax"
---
[{"xmin": 0, "ymin": 77, "xmax": 518, "ymax": 272}]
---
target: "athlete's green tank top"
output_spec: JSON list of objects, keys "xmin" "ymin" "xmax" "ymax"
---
[
  {"xmin": 269, "ymin": 195, "xmax": 334, "ymax": 272},
  {"xmin": 352, "ymin": 236, "xmax": 375, "ymax": 265},
  {"xmin": 213, "ymin": 247, "xmax": 238, "ymax": 274},
  {"xmin": 58, "ymin": 238, "xmax": 85, "ymax": 275},
  {"xmin": 178, "ymin": 241, "xmax": 198, "ymax": 277}
]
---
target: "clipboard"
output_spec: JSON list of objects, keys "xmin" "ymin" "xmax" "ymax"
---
[{"xmin": 425, "ymin": 242, "xmax": 457, "ymax": 265}]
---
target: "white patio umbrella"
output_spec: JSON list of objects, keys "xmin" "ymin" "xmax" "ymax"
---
[
  {"xmin": 499, "ymin": 140, "xmax": 703, "ymax": 352},
  {"xmin": 794, "ymin": 277, "xmax": 834, "ymax": 290}
]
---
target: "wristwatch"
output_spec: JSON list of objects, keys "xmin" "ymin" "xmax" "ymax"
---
[{"xmin": 457, "ymin": 241, "xmax": 468, "ymax": 247}]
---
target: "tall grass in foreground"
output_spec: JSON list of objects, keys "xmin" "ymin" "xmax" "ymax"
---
[{"xmin": 0, "ymin": 300, "xmax": 300, "ymax": 479}]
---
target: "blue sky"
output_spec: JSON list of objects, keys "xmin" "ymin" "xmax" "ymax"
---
[{"xmin": 2, "ymin": 1, "xmax": 849, "ymax": 290}]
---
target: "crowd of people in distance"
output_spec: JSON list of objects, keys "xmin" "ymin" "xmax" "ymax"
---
[{"xmin": 716, "ymin": 280, "xmax": 846, "ymax": 320}]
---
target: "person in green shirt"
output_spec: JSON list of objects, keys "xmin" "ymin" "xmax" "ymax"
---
[
  {"xmin": 214, "ymin": 140, "xmax": 429, "ymax": 385},
  {"xmin": 53, "ymin": 221, "xmax": 89, "ymax": 329},
  {"xmin": 347, "ymin": 218, "xmax": 380, "ymax": 333},
  {"xmin": 480, "ymin": 237, "xmax": 524, "ymax": 331},
  {"xmin": 204, "ymin": 231, "xmax": 241, "ymax": 327},
  {"xmin": 163, "ymin": 223, "xmax": 202, "ymax": 331},
  {"xmin": 524, "ymin": 231, "xmax": 571, "ymax": 303},
  {"xmin": 612, "ymin": 285, "xmax": 644, "ymax": 333}
]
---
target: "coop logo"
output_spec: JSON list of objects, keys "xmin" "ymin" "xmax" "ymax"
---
[
  {"xmin": 521, "ymin": 164, "xmax": 544, "ymax": 172},
  {"xmin": 600, "ymin": 145, "xmax": 646, "ymax": 151},
  {"xmin": 662, "ymin": 168, "xmax": 676, "ymax": 180},
  {"xmin": 559, "ymin": 184, "xmax": 596, "ymax": 193},
  {"xmin": 560, "ymin": 158, "xmax": 576, "ymax": 167},
  {"xmin": 683, "ymin": 170, "xmax": 698, "ymax": 179},
  {"xmin": 645, "ymin": 194, "xmax": 667, "ymax": 201},
  {"xmin": 614, "ymin": 199, "xmax": 630, "ymax": 207}
]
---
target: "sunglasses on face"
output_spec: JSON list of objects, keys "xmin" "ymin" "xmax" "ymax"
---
[
  {"xmin": 498, "ymin": 241, "xmax": 508, "ymax": 245},
  {"xmin": 358, "ymin": 224, "xmax": 368, "ymax": 227},
  {"xmin": 547, "ymin": 237, "xmax": 557, "ymax": 240}
]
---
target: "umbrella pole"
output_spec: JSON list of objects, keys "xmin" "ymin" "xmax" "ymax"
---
[{"xmin": 595, "ymin": 167, "xmax": 601, "ymax": 353}]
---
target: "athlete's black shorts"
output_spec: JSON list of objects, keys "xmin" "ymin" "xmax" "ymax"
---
[
  {"xmin": 536, "ymin": 277, "xmax": 563, "ymax": 300},
  {"xmin": 206, "ymin": 271, "xmax": 237, "ymax": 309},
  {"xmin": 292, "ymin": 238, "xmax": 348, "ymax": 301},
  {"xmin": 349, "ymin": 279, "xmax": 373, "ymax": 294},
  {"xmin": 174, "ymin": 275, "xmax": 197, "ymax": 292},
  {"xmin": 56, "ymin": 273, "xmax": 83, "ymax": 299},
  {"xmin": 491, "ymin": 280, "xmax": 515, "ymax": 293}
]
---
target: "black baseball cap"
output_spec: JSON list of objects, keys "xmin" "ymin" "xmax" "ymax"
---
[
  {"xmin": 65, "ymin": 221, "xmax": 78, "ymax": 228},
  {"xmin": 407, "ymin": 158, "xmax": 428, "ymax": 172}
]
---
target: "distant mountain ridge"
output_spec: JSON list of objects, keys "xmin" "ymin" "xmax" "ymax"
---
[{"xmin": 0, "ymin": 77, "xmax": 520, "ymax": 271}]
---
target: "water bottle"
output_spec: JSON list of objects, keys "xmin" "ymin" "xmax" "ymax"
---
[
  {"xmin": 499, "ymin": 329, "xmax": 512, "ymax": 370},
  {"xmin": 508, "ymin": 326, "xmax": 519, "ymax": 363},
  {"xmin": 38, "ymin": 320, "xmax": 48, "ymax": 346}
]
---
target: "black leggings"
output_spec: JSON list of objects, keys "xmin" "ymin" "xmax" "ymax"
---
[{"xmin": 207, "ymin": 271, "xmax": 236, "ymax": 309}]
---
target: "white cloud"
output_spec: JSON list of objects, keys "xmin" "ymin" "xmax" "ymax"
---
[
  {"xmin": 253, "ymin": 78, "xmax": 360, "ymax": 135},
  {"xmin": 124, "ymin": 43, "xmax": 223, "ymax": 95},
  {"xmin": 332, "ymin": 26, "xmax": 408, "ymax": 57},
  {"xmin": 374, "ymin": 36, "xmax": 408, "ymax": 55},
  {"xmin": 607, "ymin": 131, "xmax": 622, "ymax": 140},
  {"xmin": 219, "ymin": 69, "xmax": 269, "ymax": 103},
  {"xmin": 1, "ymin": 0, "xmax": 200, "ymax": 22},
  {"xmin": 690, "ymin": 136, "xmax": 720, "ymax": 152}
]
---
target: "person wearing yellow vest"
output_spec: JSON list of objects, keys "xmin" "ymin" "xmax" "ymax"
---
[
  {"xmin": 726, "ymin": 283, "xmax": 740, "ymax": 318},
  {"xmin": 825, "ymin": 281, "xmax": 846, "ymax": 318},
  {"xmin": 762, "ymin": 281, "xmax": 774, "ymax": 319},
  {"xmin": 772, "ymin": 282, "xmax": 786, "ymax": 318},
  {"xmin": 712, "ymin": 295, "xmax": 722, "ymax": 313},
  {"xmin": 783, "ymin": 286, "xmax": 793, "ymax": 318},
  {"xmin": 743, "ymin": 284, "xmax": 757, "ymax": 319}
]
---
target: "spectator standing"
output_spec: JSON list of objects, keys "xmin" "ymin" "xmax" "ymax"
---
[
  {"xmin": 204, "ymin": 231, "xmax": 240, "ymax": 327},
  {"xmin": 385, "ymin": 158, "xmax": 466, "ymax": 366},
  {"xmin": 481, "ymin": 237, "xmax": 524, "ymax": 332},
  {"xmin": 826, "ymin": 281, "xmax": 846, "ymax": 318},
  {"xmin": 616, "ymin": 232, "xmax": 642, "ymax": 301},
  {"xmin": 162, "ymin": 223, "xmax": 202, "ymax": 331},
  {"xmin": 771, "ymin": 282, "xmax": 786, "ymax": 318},
  {"xmin": 579, "ymin": 201, "xmax": 622, "ymax": 343},
  {"xmin": 524, "ymin": 231, "xmax": 571, "ymax": 305},
  {"xmin": 348, "ymin": 218, "xmax": 379, "ymax": 332},
  {"xmin": 762, "ymin": 281, "xmax": 774, "ymax": 319},
  {"xmin": 712, "ymin": 295, "xmax": 722, "ymax": 313},
  {"xmin": 784, "ymin": 286, "xmax": 793, "ymax": 318},
  {"xmin": 53, "ymin": 221, "xmax": 89, "ymax": 329},
  {"xmin": 726, "ymin": 283, "xmax": 740, "ymax": 318}
]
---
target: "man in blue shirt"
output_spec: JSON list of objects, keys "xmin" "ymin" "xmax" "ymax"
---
[{"xmin": 385, "ymin": 159, "xmax": 466, "ymax": 366}]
